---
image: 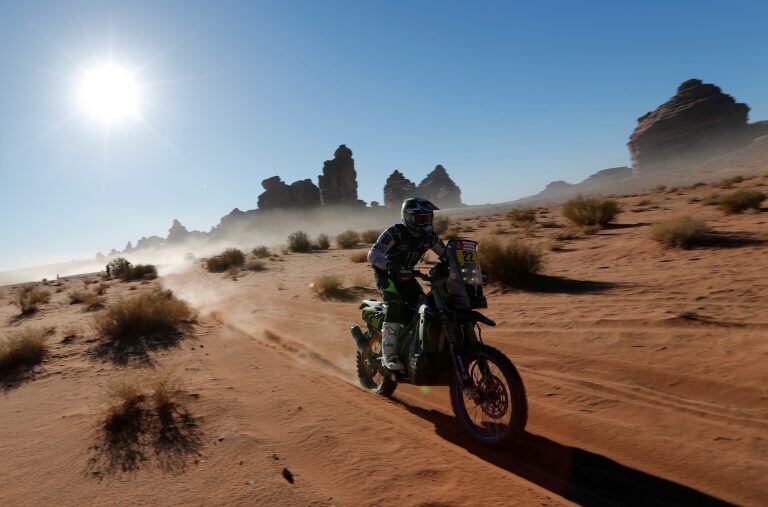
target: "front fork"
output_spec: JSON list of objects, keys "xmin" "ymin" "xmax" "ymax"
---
[{"xmin": 432, "ymin": 293, "xmax": 472, "ymax": 390}]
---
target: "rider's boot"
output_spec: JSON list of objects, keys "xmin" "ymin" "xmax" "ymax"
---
[{"xmin": 381, "ymin": 322, "xmax": 405, "ymax": 371}]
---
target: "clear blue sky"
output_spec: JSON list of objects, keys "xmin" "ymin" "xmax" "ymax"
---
[{"xmin": 2, "ymin": 0, "xmax": 767, "ymax": 270}]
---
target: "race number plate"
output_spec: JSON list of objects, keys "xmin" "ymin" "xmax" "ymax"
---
[{"xmin": 455, "ymin": 241, "xmax": 478, "ymax": 265}]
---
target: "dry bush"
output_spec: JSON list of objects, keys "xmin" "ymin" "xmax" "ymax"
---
[
  {"xmin": 206, "ymin": 248, "xmax": 245, "ymax": 272},
  {"xmin": 507, "ymin": 208, "xmax": 536, "ymax": 226},
  {"xmin": 310, "ymin": 275, "xmax": 344, "ymax": 298},
  {"xmin": 581, "ymin": 224, "xmax": 603, "ymax": 235},
  {"xmin": 637, "ymin": 199, "xmax": 652, "ymax": 206},
  {"xmin": 287, "ymin": 231, "xmax": 312, "ymax": 253},
  {"xmin": 69, "ymin": 290, "xmax": 88, "ymax": 304},
  {"xmin": 107, "ymin": 258, "xmax": 132, "ymax": 278},
  {"xmin": 0, "ymin": 327, "xmax": 47, "ymax": 372},
  {"xmin": 654, "ymin": 185, "xmax": 666, "ymax": 192},
  {"xmin": 360, "ymin": 229, "xmax": 380, "ymax": 243},
  {"xmin": 539, "ymin": 219, "xmax": 562, "ymax": 228},
  {"xmin": 492, "ymin": 225, "xmax": 507, "ymax": 235},
  {"xmin": 336, "ymin": 230, "xmax": 361, "ymax": 249},
  {"xmin": 252, "ymin": 246, "xmax": 270, "ymax": 258},
  {"xmin": 651, "ymin": 217, "xmax": 710, "ymax": 248},
  {"xmin": 717, "ymin": 190, "xmax": 765, "ymax": 214},
  {"xmin": 562, "ymin": 196, "xmax": 620, "ymax": 228},
  {"xmin": 433, "ymin": 215, "xmax": 450, "ymax": 234},
  {"xmin": 481, "ymin": 238, "xmax": 543, "ymax": 286},
  {"xmin": 96, "ymin": 371, "xmax": 200, "ymax": 474},
  {"xmin": 544, "ymin": 240, "xmax": 563, "ymax": 251},
  {"xmin": 718, "ymin": 176, "xmax": 743, "ymax": 189},
  {"xmin": 95, "ymin": 283, "xmax": 108, "ymax": 295},
  {"xmin": 349, "ymin": 251, "xmax": 368, "ymax": 263},
  {"xmin": 123, "ymin": 264, "xmax": 157, "ymax": 281},
  {"xmin": 95, "ymin": 290, "xmax": 194, "ymax": 344},
  {"xmin": 245, "ymin": 260, "xmax": 266, "ymax": 271},
  {"xmin": 313, "ymin": 234, "xmax": 330, "ymax": 250},
  {"xmin": 702, "ymin": 192, "xmax": 721, "ymax": 206},
  {"xmin": 15, "ymin": 286, "xmax": 51, "ymax": 315}
]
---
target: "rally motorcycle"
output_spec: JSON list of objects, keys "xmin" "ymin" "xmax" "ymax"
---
[{"xmin": 350, "ymin": 238, "xmax": 528, "ymax": 447}]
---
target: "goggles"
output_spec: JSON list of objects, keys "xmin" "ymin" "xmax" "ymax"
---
[{"xmin": 413, "ymin": 212, "xmax": 434, "ymax": 225}]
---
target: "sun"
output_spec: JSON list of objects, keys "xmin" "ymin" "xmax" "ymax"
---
[{"xmin": 79, "ymin": 62, "xmax": 140, "ymax": 123}]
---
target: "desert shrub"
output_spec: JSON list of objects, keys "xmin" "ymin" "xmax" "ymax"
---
[
  {"xmin": 637, "ymin": 199, "xmax": 652, "ymax": 206},
  {"xmin": 206, "ymin": 248, "xmax": 245, "ymax": 272},
  {"xmin": 287, "ymin": 231, "xmax": 312, "ymax": 253},
  {"xmin": 95, "ymin": 290, "xmax": 194, "ymax": 344},
  {"xmin": 702, "ymin": 192, "xmax": 721, "ymax": 206},
  {"xmin": 310, "ymin": 275, "xmax": 344, "ymax": 298},
  {"xmin": 69, "ymin": 290, "xmax": 88, "ymax": 304},
  {"xmin": 336, "ymin": 230, "xmax": 361, "ymax": 249},
  {"xmin": 313, "ymin": 234, "xmax": 330, "ymax": 250},
  {"xmin": 651, "ymin": 217, "xmax": 710, "ymax": 248},
  {"xmin": 121, "ymin": 264, "xmax": 157, "ymax": 281},
  {"xmin": 718, "ymin": 176, "xmax": 743, "ymax": 189},
  {"xmin": 481, "ymin": 238, "xmax": 543, "ymax": 286},
  {"xmin": 245, "ymin": 260, "xmax": 266, "ymax": 271},
  {"xmin": 433, "ymin": 215, "xmax": 450, "ymax": 234},
  {"xmin": 539, "ymin": 219, "xmax": 562, "ymax": 228},
  {"xmin": 562, "ymin": 196, "xmax": 620, "ymax": 227},
  {"xmin": 15, "ymin": 286, "xmax": 51, "ymax": 315},
  {"xmin": 507, "ymin": 208, "xmax": 536, "ymax": 225},
  {"xmin": 252, "ymin": 246, "xmax": 270, "ymax": 258},
  {"xmin": 95, "ymin": 283, "xmax": 108, "ymax": 295},
  {"xmin": 360, "ymin": 229, "xmax": 380, "ymax": 243},
  {"xmin": 581, "ymin": 224, "xmax": 603, "ymax": 235},
  {"xmin": 717, "ymin": 190, "xmax": 765, "ymax": 214},
  {"xmin": 107, "ymin": 258, "xmax": 132, "ymax": 278},
  {"xmin": 0, "ymin": 327, "xmax": 47, "ymax": 372},
  {"xmin": 544, "ymin": 240, "xmax": 563, "ymax": 251},
  {"xmin": 654, "ymin": 185, "xmax": 666, "ymax": 192},
  {"xmin": 349, "ymin": 251, "xmax": 368, "ymax": 263}
]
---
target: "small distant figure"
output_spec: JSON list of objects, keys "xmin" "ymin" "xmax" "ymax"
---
[{"xmin": 106, "ymin": 264, "xmax": 111, "ymax": 279}]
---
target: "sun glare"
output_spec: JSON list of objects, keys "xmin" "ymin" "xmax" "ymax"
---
[{"xmin": 79, "ymin": 63, "xmax": 139, "ymax": 123}]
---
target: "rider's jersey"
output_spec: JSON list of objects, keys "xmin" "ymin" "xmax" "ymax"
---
[{"xmin": 367, "ymin": 223, "xmax": 445, "ymax": 272}]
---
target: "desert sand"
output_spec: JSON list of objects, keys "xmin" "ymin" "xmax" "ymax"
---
[{"xmin": 1, "ymin": 177, "xmax": 767, "ymax": 506}]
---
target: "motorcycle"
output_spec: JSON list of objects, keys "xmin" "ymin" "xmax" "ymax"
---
[{"xmin": 350, "ymin": 238, "xmax": 528, "ymax": 447}]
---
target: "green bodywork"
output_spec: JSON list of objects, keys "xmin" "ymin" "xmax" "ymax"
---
[{"xmin": 362, "ymin": 306, "xmax": 385, "ymax": 331}]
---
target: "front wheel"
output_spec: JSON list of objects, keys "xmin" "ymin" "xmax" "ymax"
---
[
  {"xmin": 449, "ymin": 344, "xmax": 527, "ymax": 447},
  {"xmin": 356, "ymin": 333, "xmax": 397, "ymax": 397}
]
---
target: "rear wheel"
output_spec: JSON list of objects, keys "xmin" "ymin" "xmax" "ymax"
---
[
  {"xmin": 356, "ymin": 333, "xmax": 397, "ymax": 397},
  {"xmin": 449, "ymin": 344, "xmax": 527, "ymax": 447}
]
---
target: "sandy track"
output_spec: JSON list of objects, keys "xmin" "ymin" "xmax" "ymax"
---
[{"xmin": 2, "ymin": 180, "xmax": 767, "ymax": 505}]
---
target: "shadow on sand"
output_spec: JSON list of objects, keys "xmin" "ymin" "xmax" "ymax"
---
[
  {"xmin": 87, "ymin": 328, "xmax": 190, "ymax": 366},
  {"xmin": 495, "ymin": 275, "xmax": 621, "ymax": 295},
  {"xmin": 87, "ymin": 397, "xmax": 203, "ymax": 476},
  {"xmin": 393, "ymin": 399, "xmax": 734, "ymax": 506}
]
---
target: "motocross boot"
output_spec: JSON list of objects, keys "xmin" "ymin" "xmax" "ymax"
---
[{"xmin": 381, "ymin": 322, "xmax": 405, "ymax": 371}]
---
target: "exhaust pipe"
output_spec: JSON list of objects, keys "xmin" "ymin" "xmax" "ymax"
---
[{"xmin": 350, "ymin": 326, "xmax": 368, "ymax": 352}]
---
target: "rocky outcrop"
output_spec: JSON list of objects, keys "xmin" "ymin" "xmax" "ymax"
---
[
  {"xmin": 628, "ymin": 79, "xmax": 768, "ymax": 176},
  {"xmin": 135, "ymin": 236, "xmax": 164, "ymax": 250},
  {"xmin": 318, "ymin": 145, "xmax": 363, "ymax": 206},
  {"xmin": 383, "ymin": 170, "xmax": 417, "ymax": 207},
  {"xmin": 167, "ymin": 219, "xmax": 190, "ymax": 243},
  {"xmin": 538, "ymin": 180, "xmax": 574, "ymax": 197},
  {"xmin": 257, "ymin": 176, "xmax": 321, "ymax": 210},
  {"xmin": 416, "ymin": 165, "xmax": 463, "ymax": 208}
]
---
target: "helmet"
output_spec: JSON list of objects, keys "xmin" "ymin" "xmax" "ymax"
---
[{"xmin": 401, "ymin": 197, "xmax": 439, "ymax": 233}]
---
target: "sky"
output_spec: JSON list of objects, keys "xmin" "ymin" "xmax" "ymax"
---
[{"xmin": 1, "ymin": 0, "xmax": 768, "ymax": 270}]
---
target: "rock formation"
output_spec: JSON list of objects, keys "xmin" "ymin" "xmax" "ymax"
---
[
  {"xmin": 135, "ymin": 236, "xmax": 164, "ymax": 250},
  {"xmin": 538, "ymin": 180, "xmax": 574, "ymax": 197},
  {"xmin": 383, "ymin": 170, "xmax": 417, "ymax": 207},
  {"xmin": 257, "ymin": 176, "xmax": 321, "ymax": 210},
  {"xmin": 318, "ymin": 144, "xmax": 362, "ymax": 206},
  {"xmin": 167, "ymin": 219, "xmax": 190, "ymax": 243},
  {"xmin": 416, "ymin": 165, "xmax": 463, "ymax": 208},
  {"xmin": 628, "ymin": 79, "xmax": 768, "ymax": 176}
]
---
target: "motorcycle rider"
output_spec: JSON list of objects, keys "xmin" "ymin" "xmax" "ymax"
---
[{"xmin": 367, "ymin": 197, "xmax": 445, "ymax": 371}]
